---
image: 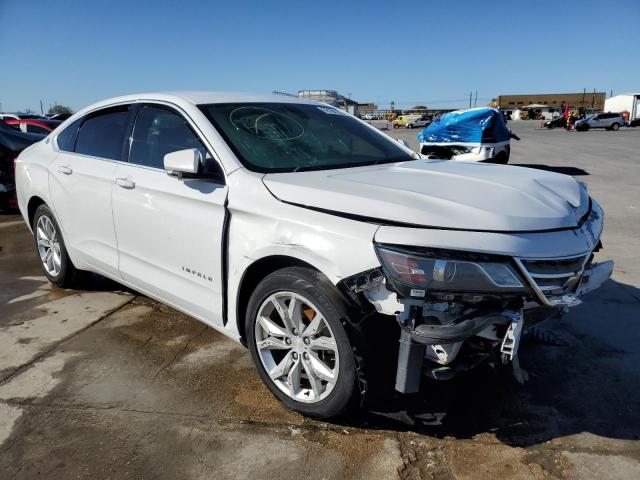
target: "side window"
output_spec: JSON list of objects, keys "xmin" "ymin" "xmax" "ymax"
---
[
  {"xmin": 129, "ymin": 106, "xmax": 208, "ymax": 170},
  {"xmin": 75, "ymin": 107, "xmax": 130, "ymax": 160},
  {"xmin": 56, "ymin": 118, "xmax": 83, "ymax": 152}
]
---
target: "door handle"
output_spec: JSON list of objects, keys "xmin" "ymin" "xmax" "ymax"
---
[
  {"xmin": 116, "ymin": 177, "xmax": 135, "ymax": 189},
  {"xmin": 57, "ymin": 165, "xmax": 73, "ymax": 175}
]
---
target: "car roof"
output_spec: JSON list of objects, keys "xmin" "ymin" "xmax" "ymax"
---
[
  {"xmin": 66, "ymin": 91, "xmax": 326, "ymax": 126},
  {"xmin": 85, "ymin": 91, "xmax": 320, "ymax": 108}
]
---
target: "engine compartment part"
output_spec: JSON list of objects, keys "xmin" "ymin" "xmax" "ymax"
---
[
  {"xmin": 395, "ymin": 330, "xmax": 425, "ymax": 393},
  {"xmin": 500, "ymin": 314, "xmax": 523, "ymax": 361},
  {"xmin": 425, "ymin": 342, "xmax": 463, "ymax": 365},
  {"xmin": 341, "ymin": 248, "xmax": 612, "ymax": 395}
]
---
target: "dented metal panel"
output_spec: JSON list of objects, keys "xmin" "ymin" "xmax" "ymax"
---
[{"xmin": 224, "ymin": 168, "xmax": 381, "ymax": 339}]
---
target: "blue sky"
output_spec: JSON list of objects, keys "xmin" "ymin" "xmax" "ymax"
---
[{"xmin": 1, "ymin": 0, "xmax": 638, "ymax": 113}]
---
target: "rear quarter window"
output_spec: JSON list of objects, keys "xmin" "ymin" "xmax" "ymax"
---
[{"xmin": 56, "ymin": 118, "xmax": 83, "ymax": 152}]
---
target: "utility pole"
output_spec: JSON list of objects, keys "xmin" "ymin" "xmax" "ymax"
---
[
  {"xmin": 474, "ymin": 90, "xmax": 478, "ymax": 108},
  {"xmin": 40, "ymin": 100, "xmax": 44, "ymax": 115},
  {"xmin": 469, "ymin": 91, "xmax": 472, "ymax": 108},
  {"xmin": 581, "ymin": 88, "xmax": 586, "ymax": 109}
]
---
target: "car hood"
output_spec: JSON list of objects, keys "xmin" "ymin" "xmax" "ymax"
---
[{"xmin": 262, "ymin": 160, "xmax": 589, "ymax": 232}]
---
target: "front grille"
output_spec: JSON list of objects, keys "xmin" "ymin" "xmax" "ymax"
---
[{"xmin": 519, "ymin": 254, "xmax": 589, "ymax": 293}]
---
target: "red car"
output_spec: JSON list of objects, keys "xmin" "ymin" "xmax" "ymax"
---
[{"xmin": 3, "ymin": 118, "xmax": 62, "ymax": 135}]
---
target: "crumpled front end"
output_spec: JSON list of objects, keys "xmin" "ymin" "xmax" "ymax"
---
[{"xmin": 342, "ymin": 198, "xmax": 613, "ymax": 393}]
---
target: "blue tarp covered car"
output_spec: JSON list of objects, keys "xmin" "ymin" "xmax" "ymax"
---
[{"xmin": 418, "ymin": 108, "xmax": 512, "ymax": 163}]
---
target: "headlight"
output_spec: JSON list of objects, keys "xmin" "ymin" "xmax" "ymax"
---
[{"xmin": 376, "ymin": 245, "xmax": 525, "ymax": 297}]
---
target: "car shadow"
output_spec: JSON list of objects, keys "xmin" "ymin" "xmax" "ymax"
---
[
  {"xmin": 338, "ymin": 278, "xmax": 640, "ymax": 447},
  {"xmin": 78, "ymin": 272, "xmax": 137, "ymax": 294},
  {"xmin": 512, "ymin": 164, "xmax": 590, "ymax": 176}
]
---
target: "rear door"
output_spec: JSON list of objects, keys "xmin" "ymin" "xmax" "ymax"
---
[
  {"xmin": 48, "ymin": 105, "xmax": 133, "ymax": 277},
  {"xmin": 111, "ymin": 103, "xmax": 228, "ymax": 325}
]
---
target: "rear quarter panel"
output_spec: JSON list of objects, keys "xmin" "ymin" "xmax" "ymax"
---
[{"xmin": 15, "ymin": 140, "xmax": 53, "ymax": 230}]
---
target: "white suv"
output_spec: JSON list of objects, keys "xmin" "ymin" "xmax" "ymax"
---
[
  {"xmin": 575, "ymin": 112, "xmax": 625, "ymax": 131},
  {"xmin": 15, "ymin": 92, "xmax": 612, "ymax": 418}
]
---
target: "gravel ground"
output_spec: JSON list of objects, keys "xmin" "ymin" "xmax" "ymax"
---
[{"xmin": 0, "ymin": 121, "xmax": 639, "ymax": 479}]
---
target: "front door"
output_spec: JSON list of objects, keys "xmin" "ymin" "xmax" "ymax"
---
[{"xmin": 111, "ymin": 104, "xmax": 228, "ymax": 325}]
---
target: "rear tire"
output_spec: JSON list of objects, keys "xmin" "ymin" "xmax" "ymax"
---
[
  {"xmin": 32, "ymin": 204, "xmax": 84, "ymax": 288},
  {"xmin": 245, "ymin": 267, "xmax": 361, "ymax": 419},
  {"xmin": 611, "ymin": 122, "xmax": 620, "ymax": 131}
]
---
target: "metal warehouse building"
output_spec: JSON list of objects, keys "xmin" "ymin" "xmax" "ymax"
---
[{"xmin": 492, "ymin": 92, "xmax": 606, "ymax": 110}]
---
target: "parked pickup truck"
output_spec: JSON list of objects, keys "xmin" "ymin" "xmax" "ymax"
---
[{"xmin": 15, "ymin": 92, "xmax": 612, "ymax": 419}]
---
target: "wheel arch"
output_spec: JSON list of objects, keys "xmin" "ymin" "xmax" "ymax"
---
[
  {"xmin": 27, "ymin": 195, "xmax": 47, "ymax": 229},
  {"xmin": 235, "ymin": 255, "xmax": 325, "ymax": 345}
]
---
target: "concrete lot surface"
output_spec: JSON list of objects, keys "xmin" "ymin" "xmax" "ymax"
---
[{"xmin": 1, "ymin": 121, "xmax": 639, "ymax": 479}]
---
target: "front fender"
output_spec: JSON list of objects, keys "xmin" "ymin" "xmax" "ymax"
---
[{"xmin": 223, "ymin": 171, "xmax": 381, "ymax": 338}]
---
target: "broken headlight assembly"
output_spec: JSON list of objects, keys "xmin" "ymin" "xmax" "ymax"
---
[{"xmin": 375, "ymin": 245, "xmax": 526, "ymax": 298}]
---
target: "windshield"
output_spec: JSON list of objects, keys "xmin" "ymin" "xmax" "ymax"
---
[{"xmin": 199, "ymin": 102, "xmax": 413, "ymax": 173}]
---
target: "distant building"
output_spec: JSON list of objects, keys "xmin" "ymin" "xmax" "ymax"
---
[
  {"xmin": 491, "ymin": 92, "xmax": 606, "ymax": 111},
  {"xmin": 357, "ymin": 103, "xmax": 378, "ymax": 113},
  {"xmin": 297, "ymin": 90, "xmax": 358, "ymax": 114}
]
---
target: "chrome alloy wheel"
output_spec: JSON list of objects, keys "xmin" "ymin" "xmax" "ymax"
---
[
  {"xmin": 255, "ymin": 291, "xmax": 339, "ymax": 403},
  {"xmin": 36, "ymin": 215, "xmax": 62, "ymax": 277}
]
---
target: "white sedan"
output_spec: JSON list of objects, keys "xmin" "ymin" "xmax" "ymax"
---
[{"xmin": 15, "ymin": 92, "xmax": 611, "ymax": 418}]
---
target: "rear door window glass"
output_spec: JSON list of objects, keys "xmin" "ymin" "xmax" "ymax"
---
[{"xmin": 75, "ymin": 107, "xmax": 130, "ymax": 160}]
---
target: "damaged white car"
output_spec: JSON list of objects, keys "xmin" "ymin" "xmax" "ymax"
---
[{"xmin": 15, "ymin": 92, "xmax": 613, "ymax": 419}]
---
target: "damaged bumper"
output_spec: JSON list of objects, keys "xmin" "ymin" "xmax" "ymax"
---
[{"xmin": 342, "ymin": 213, "xmax": 612, "ymax": 394}]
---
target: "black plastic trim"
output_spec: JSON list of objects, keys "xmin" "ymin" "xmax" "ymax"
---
[
  {"xmin": 404, "ymin": 314, "xmax": 511, "ymax": 345},
  {"xmin": 221, "ymin": 202, "xmax": 231, "ymax": 326}
]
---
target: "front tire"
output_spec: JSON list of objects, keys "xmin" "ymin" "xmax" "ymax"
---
[
  {"xmin": 245, "ymin": 267, "xmax": 359, "ymax": 419},
  {"xmin": 32, "ymin": 204, "xmax": 83, "ymax": 287}
]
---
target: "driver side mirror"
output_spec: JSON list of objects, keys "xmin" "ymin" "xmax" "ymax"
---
[{"xmin": 164, "ymin": 148, "xmax": 201, "ymax": 178}]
